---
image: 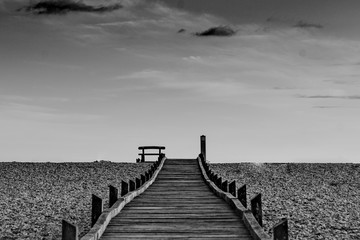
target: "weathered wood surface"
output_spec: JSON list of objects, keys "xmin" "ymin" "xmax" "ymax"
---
[{"xmin": 100, "ymin": 159, "xmax": 252, "ymax": 239}]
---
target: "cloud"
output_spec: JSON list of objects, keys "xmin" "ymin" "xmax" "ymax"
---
[
  {"xmin": 21, "ymin": 0, "xmax": 122, "ymax": 15},
  {"xmin": 300, "ymin": 95, "xmax": 360, "ymax": 100},
  {"xmin": 195, "ymin": 25, "xmax": 236, "ymax": 37},
  {"xmin": 182, "ymin": 56, "xmax": 204, "ymax": 63},
  {"xmin": 294, "ymin": 20, "xmax": 324, "ymax": 29},
  {"xmin": 0, "ymin": 102, "xmax": 105, "ymax": 123}
]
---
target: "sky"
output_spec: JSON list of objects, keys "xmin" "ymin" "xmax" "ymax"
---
[{"xmin": 1, "ymin": 0, "xmax": 360, "ymax": 163}]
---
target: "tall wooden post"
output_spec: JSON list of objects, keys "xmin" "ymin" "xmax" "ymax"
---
[
  {"xmin": 273, "ymin": 218, "xmax": 289, "ymax": 240},
  {"xmin": 200, "ymin": 135, "xmax": 206, "ymax": 161},
  {"xmin": 251, "ymin": 193, "xmax": 263, "ymax": 227},
  {"xmin": 62, "ymin": 220, "xmax": 78, "ymax": 240},
  {"xmin": 108, "ymin": 185, "xmax": 118, "ymax": 208},
  {"xmin": 91, "ymin": 194, "xmax": 103, "ymax": 227}
]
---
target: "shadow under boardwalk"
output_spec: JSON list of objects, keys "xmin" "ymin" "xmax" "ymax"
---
[{"xmin": 100, "ymin": 159, "xmax": 252, "ymax": 240}]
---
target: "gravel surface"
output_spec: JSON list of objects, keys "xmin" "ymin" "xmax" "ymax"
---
[
  {"xmin": 0, "ymin": 161, "xmax": 151, "ymax": 240},
  {"xmin": 1, "ymin": 161, "xmax": 359, "ymax": 239},
  {"xmin": 211, "ymin": 163, "xmax": 360, "ymax": 240}
]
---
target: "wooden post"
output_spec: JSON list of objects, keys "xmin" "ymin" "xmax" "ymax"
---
[
  {"xmin": 200, "ymin": 135, "xmax": 206, "ymax": 161},
  {"xmin": 141, "ymin": 174, "xmax": 146, "ymax": 185},
  {"xmin": 158, "ymin": 153, "xmax": 164, "ymax": 162},
  {"xmin": 229, "ymin": 180, "xmax": 236, "ymax": 197},
  {"xmin": 273, "ymin": 218, "xmax": 289, "ymax": 240},
  {"xmin": 145, "ymin": 171, "xmax": 150, "ymax": 181},
  {"xmin": 217, "ymin": 177, "xmax": 222, "ymax": 188},
  {"xmin": 251, "ymin": 193, "xmax": 263, "ymax": 227},
  {"xmin": 210, "ymin": 172, "xmax": 214, "ymax": 182},
  {"xmin": 91, "ymin": 194, "xmax": 103, "ymax": 227},
  {"xmin": 205, "ymin": 168, "xmax": 210, "ymax": 178},
  {"xmin": 62, "ymin": 220, "xmax": 78, "ymax": 240},
  {"xmin": 108, "ymin": 185, "xmax": 118, "ymax": 208},
  {"xmin": 238, "ymin": 184, "xmax": 247, "ymax": 208},
  {"xmin": 121, "ymin": 181, "xmax": 129, "ymax": 197},
  {"xmin": 129, "ymin": 180, "xmax": 136, "ymax": 191},
  {"xmin": 213, "ymin": 174, "xmax": 218, "ymax": 183},
  {"xmin": 222, "ymin": 180, "xmax": 228, "ymax": 192},
  {"xmin": 136, "ymin": 177, "xmax": 141, "ymax": 189}
]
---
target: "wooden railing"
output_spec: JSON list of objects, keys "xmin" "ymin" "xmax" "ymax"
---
[
  {"xmin": 61, "ymin": 153, "xmax": 166, "ymax": 240},
  {"xmin": 198, "ymin": 135, "xmax": 289, "ymax": 240}
]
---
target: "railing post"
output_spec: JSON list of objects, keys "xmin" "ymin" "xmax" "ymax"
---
[
  {"xmin": 210, "ymin": 172, "xmax": 214, "ymax": 181},
  {"xmin": 108, "ymin": 185, "xmax": 118, "ymax": 208},
  {"xmin": 251, "ymin": 193, "xmax": 263, "ymax": 227},
  {"xmin": 62, "ymin": 220, "xmax": 78, "ymax": 240},
  {"xmin": 238, "ymin": 184, "xmax": 247, "ymax": 208},
  {"xmin": 213, "ymin": 174, "xmax": 218, "ymax": 184},
  {"xmin": 91, "ymin": 194, "xmax": 103, "ymax": 227},
  {"xmin": 151, "ymin": 165, "xmax": 155, "ymax": 174},
  {"xmin": 141, "ymin": 174, "xmax": 146, "ymax": 185},
  {"xmin": 121, "ymin": 180, "xmax": 129, "ymax": 197},
  {"xmin": 229, "ymin": 180, "xmax": 236, "ymax": 197},
  {"xmin": 129, "ymin": 179, "xmax": 136, "ymax": 191},
  {"xmin": 221, "ymin": 180, "xmax": 228, "ymax": 192},
  {"xmin": 145, "ymin": 171, "xmax": 150, "ymax": 181},
  {"xmin": 136, "ymin": 177, "xmax": 141, "ymax": 189},
  {"xmin": 200, "ymin": 135, "xmax": 206, "ymax": 161},
  {"xmin": 158, "ymin": 153, "xmax": 164, "ymax": 162},
  {"xmin": 273, "ymin": 218, "xmax": 289, "ymax": 240},
  {"xmin": 216, "ymin": 177, "xmax": 222, "ymax": 188}
]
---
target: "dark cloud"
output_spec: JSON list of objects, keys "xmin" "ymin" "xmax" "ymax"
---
[
  {"xmin": 21, "ymin": 0, "xmax": 122, "ymax": 15},
  {"xmin": 294, "ymin": 20, "xmax": 323, "ymax": 29},
  {"xmin": 195, "ymin": 26, "xmax": 236, "ymax": 37}
]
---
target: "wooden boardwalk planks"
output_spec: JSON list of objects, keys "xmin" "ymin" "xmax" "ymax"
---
[{"xmin": 100, "ymin": 159, "xmax": 252, "ymax": 240}]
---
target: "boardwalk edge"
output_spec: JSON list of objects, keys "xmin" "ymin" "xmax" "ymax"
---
[
  {"xmin": 197, "ymin": 156, "xmax": 272, "ymax": 240},
  {"xmin": 80, "ymin": 156, "xmax": 167, "ymax": 240}
]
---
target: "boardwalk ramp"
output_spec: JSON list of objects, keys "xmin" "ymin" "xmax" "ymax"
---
[{"xmin": 100, "ymin": 159, "xmax": 252, "ymax": 239}]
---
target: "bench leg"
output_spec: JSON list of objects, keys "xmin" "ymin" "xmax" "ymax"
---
[{"xmin": 141, "ymin": 154, "xmax": 145, "ymax": 162}]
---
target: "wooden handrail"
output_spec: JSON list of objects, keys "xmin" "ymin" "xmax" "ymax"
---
[
  {"xmin": 62, "ymin": 154, "xmax": 166, "ymax": 240},
  {"xmin": 197, "ymin": 135, "xmax": 288, "ymax": 240}
]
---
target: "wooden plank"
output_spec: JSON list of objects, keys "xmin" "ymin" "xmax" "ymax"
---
[
  {"xmin": 138, "ymin": 146, "xmax": 165, "ymax": 150},
  {"xmin": 110, "ymin": 218, "xmax": 243, "ymax": 224},
  {"xmin": 101, "ymin": 234, "xmax": 252, "ymax": 240}
]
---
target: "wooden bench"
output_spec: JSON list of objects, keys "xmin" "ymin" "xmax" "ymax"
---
[{"xmin": 137, "ymin": 146, "xmax": 165, "ymax": 162}]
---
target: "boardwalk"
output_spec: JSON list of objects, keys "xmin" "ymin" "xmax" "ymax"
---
[{"xmin": 100, "ymin": 159, "xmax": 252, "ymax": 239}]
